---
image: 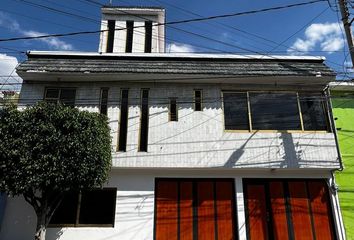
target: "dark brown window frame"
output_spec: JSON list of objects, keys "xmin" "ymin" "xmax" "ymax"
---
[{"xmin": 48, "ymin": 188, "xmax": 117, "ymax": 228}]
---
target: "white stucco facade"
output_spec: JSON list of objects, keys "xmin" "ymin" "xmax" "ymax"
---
[
  {"xmin": 98, "ymin": 7, "xmax": 165, "ymax": 53},
  {"xmin": 0, "ymin": 169, "xmax": 345, "ymax": 240}
]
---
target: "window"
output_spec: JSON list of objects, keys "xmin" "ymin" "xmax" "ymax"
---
[
  {"xmin": 49, "ymin": 188, "xmax": 117, "ymax": 227},
  {"xmin": 100, "ymin": 88, "xmax": 109, "ymax": 115},
  {"xmin": 223, "ymin": 92, "xmax": 249, "ymax": 130},
  {"xmin": 250, "ymin": 92, "xmax": 301, "ymax": 130},
  {"xmin": 169, "ymin": 98, "xmax": 178, "ymax": 121},
  {"xmin": 44, "ymin": 88, "xmax": 76, "ymax": 107},
  {"xmin": 223, "ymin": 91, "xmax": 329, "ymax": 131},
  {"xmin": 139, "ymin": 89, "xmax": 149, "ymax": 152},
  {"xmin": 106, "ymin": 20, "xmax": 115, "ymax": 53},
  {"xmin": 118, "ymin": 89, "xmax": 129, "ymax": 151},
  {"xmin": 243, "ymin": 179, "xmax": 335, "ymax": 240},
  {"xmin": 299, "ymin": 93, "xmax": 328, "ymax": 131},
  {"xmin": 125, "ymin": 21, "xmax": 134, "ymax": 53},
  {"xmin": 144, "ymin": 21, "xmax": 152, "ymax": 53},
  {"xmin": 155, "ymin": 179, "xmax": 237, "ymax": 240},
  {"xmin": 194, "ymin": 90, "xmax": 202, "ymax": 111}
]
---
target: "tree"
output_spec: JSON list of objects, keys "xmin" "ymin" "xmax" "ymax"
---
[{"xmin": 0, "ymin": 102, "xmax": 112, "ymax": 240}]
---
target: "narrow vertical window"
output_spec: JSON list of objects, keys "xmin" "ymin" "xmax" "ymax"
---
[
  {"xmin": 118, "ymin": 89, "xmax": 129, "ymax": 151},
  {"xmin": 194, "ymin": 90, "xmax": 202, "ymax": 111},
  {"xmin": 169, "ymin": 98, "xmax": 178, "ymax": 121},
  {"xmin": 100, "ymin": 88, "xmax": 109, "ymax": 115},
  {"xmin": 106, "ymin": 20, "xmax": 115, "ymax": 53},
  {"xmin": 139, "ymin": 89, "xmax": 149, "ymax": 152},
  {"xmin": 125, "ymin": 21, "xmax": 134, "ymax": 53},
  {"xmin": 144, "ymin": 21, "xmax": 152, "ymax": 53}
]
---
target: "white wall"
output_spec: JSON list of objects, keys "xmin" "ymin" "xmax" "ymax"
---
[
  {"xmin": 18, "ymin": 82, "xmax": 340, "ymax": 170},
  {"xmin": 0, "ymin": 169, "xmax": 340, "ymax": 240},
  {"xmin": 98, "ymin": 10, "xmax": 165, "ymax": 53}
]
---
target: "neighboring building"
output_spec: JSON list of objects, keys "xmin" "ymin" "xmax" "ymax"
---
[
  {"xmin": 330, "ymin": 82, "xmax": 354, "ymax": 239},
  {"xmin": 0, "ymin": 91, "xmax": 20, "ymax": 108},
  {"xmin": 0, "ymin": 6, "xmax": 346, "ymax": 240}
]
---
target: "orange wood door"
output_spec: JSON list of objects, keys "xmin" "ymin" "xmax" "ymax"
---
[
  {"xmin": 288, "ymin": 181, "xmax": 314, "ymax": 240},
  {"xmin": 197, "ymin": 181, "xmax": 216, "ymax": 240},
  {"xmin": 180, "ymin": 181, "xmax": 193, "ymax": 240},
  {"xmin": 246, "ymin": 184, "xmax": 268, "ymax": 240},
  {"xmin": 155, "ymin": 179, "xmax": 236, "ymax": 240},
  {"xmin": 155, "ymin": 181, "xmax": 178, "ymax": 240},
  {"xmin": 215, "ymin": 181, "xmax": 236, "ymax": 240},
  {"xmin": 269, "ymin": 181, "xmax": 289, "ymax": 240},
  {"xmin": 308, "ymin": 181, "xmax": 335, "ymax": 240}
]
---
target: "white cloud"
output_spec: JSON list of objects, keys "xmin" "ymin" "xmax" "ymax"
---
[
  {"xmin": 0, "ymin": 12, "xmax": 73, "ymax": 51},
  {"xmin": 167, "ymin": 43, "xmax": 195, "ymax": 53},
  {"xmin": 0, "ymin": 54, "xmax": 22, "ymax": 91},
  {"xmin": 288, "ymin": 22, "xmax": 344, "ymax": 55},
  {"xmin": 23, "ymin": 30, "xmax": 73, "ymax": 50}
]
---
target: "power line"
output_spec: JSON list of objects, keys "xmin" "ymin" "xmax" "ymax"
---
[{"xmin": 0, "ymin": 0, "xmax": 327, "ymax": 43}]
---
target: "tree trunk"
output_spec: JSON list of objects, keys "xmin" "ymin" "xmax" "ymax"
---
[{"xmin": 35, "ymin": 211, "xmax": 46, "ymax": 240}]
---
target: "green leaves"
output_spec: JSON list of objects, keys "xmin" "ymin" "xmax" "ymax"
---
[{"xmin": 0, "ymin": 101, "xmax": 112, "ymax": 196}]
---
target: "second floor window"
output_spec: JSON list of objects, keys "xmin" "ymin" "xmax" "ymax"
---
[
  {"xmin": 223, "ymin": 91, "xmax": 329, "ymax": 132},
  {"xmin": 99, "ymin": 88, "xmax": 109, "ymax": 115},
  {"xmin": 44, "ymin": 88, "xmax": 76, "ymax": 107},
  {"xmin": 169, "ymin": 98, "xmax": 178, "ymax": 121}
]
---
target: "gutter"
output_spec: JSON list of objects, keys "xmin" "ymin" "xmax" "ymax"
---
[
  {"xmin": 324, "ymin": 86, "xmax": 346, "ymax": 240},
  {"xmin": 325, "ymin": 86, "xmax": 344, "ymax": 171}
]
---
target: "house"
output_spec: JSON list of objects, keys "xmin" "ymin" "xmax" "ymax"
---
[
  {"xmin": 329, "ymin": 81, "xmax": 354, "ymax": 238},
  {"xmin": 0, "ymin": 6, "xmax": 346, "ymax": 240}
]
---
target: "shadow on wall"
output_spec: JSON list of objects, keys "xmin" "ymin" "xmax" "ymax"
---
[
  {"xmin": 46, "ymin": 229, "xmax": 63, "ymax": 240},
  {"xmin": 224, "ymin": 132, "xmax": 256, "ymax": 168},
  {"xmin": 279, "ymin": 132, "xmax": 301, "ymax": 168},
  {"xmin": 223, "ymin": 132, "xmax": 303, "ymax": 168}
]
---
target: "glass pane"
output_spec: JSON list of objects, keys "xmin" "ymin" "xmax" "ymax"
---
[
  {"xmin": 79, "ymin": 189, "xmax": 116, "ymax": 225},
  {"xmin": 50, "ymin": 191, "xmax": 78, "ymax": 225},
  {"xmin": 223, "ymin": 92, "xmax": 249, "ymax": 130},
  {"xmin": 45, "ymin": 89, "xmax": 59, "ymax": 99},
  {"xmin": 60, "ymin": 89, "xmax": 76, "ymax": 107},
  {"xmin": 250, "ymin": 92, "xmax": 301, "ymax": 130},
  {"xmin": 195, "ymin": 90, "xmax": 202, "ymax": 111},
  {"xmin": 300, "ymin": 94, "xmax": 328, "ymax": 131},
  {"xmin": 118, "ymin": 90, "xmax": 129, "ymax": 151},
  {"xmin": 139, "ymin": 89, "xmax": 149, "ymax": 152},
  {"xmin": 100, "ymin": 88, "xmax": 109, "ymax": 115},
  {"xmin": 170, "ymin": 99, "xmax": 178, "ymax": 121}
]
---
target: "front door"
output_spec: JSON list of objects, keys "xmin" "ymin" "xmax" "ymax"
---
[{"xmin": 154, "ymin": 178, "xmax": 237, "ymax": 240}]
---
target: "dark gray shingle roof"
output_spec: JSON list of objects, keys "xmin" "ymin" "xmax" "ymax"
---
[{"xmin": 17, "ymin": 54, "xmax": 335, "ymax": 77}]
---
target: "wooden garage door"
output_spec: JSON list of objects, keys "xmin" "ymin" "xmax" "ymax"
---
[
  {"xmin": 155, "ymin": 179, "xmax": 237, "ymax": 240},
  {"xmin": 244, "ymin": 179, "xmax": 336, "ymax": 240}
]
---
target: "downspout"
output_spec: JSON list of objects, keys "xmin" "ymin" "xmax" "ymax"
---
[
  {"xmin": 324, "ymin": 86, "xmax": 346, "ymax": 240},
  {"xmin": 325, "ymin": 86, "xmax": 344, "ymax": 171}
]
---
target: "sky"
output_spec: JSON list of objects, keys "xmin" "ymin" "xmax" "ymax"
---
[{"xmin": 0, "ymin": 0, "xmax": 353, "ymax": 91}]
